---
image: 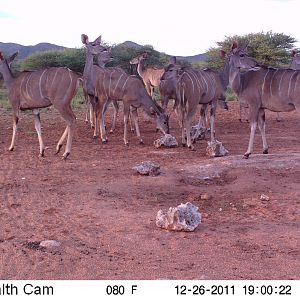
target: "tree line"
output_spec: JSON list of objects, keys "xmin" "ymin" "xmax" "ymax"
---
[{"xmin": 5, "ymin": 31, "xmax": 300, "ymax": 75}]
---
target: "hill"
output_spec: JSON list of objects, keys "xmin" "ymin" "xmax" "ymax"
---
[
  {"xmin": 0, "ymin": 40, "xmax": 207, "ymax": 63},
  {"xmin": 0, "ymin": 42, "xmax": 65, "ymax": 59}
]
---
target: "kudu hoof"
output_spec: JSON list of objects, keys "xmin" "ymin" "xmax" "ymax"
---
[
  {"xmin": 263, "ymin": 149, "xmax": 269, "ymax": 154},
  {"xmin": 182, "ymin": 143, "xmax": 187, "ymax": 147},
  {"xmin": 39, "ymin": 150, "xmax": 45, "ymax": 158},
  {"xmin": 62, "ymin": 152, "xmax": 70, "ymax": 160},
  {"xmin": 243, "ymin": 153, "xmax": 250, "ymax": 159},
  {"xmin": 188, "ymin": 145, "xmax": 195, "ymax": 151},
  {"xmin": 55, "ymin": 144, "xmax": 63, "ymax": 154},
  {"xmin": 93, "ymin": 135, "xmax": 98, "ymax": 139},
  {"xmin": 139, "ymin": 140, "xmax": 144, "ymax": 145},
  {"xmin": 8, "ymin": 147, "xmax": 14, "ymax": 152},
  {"xmin": 101, "ymin": 140, "xmax": 108, "ymax": 144}
]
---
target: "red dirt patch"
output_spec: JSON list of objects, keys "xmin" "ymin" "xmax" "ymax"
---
[{"xmin": 0, "ymin": 102, "xmax": 299, "ymax": 279}]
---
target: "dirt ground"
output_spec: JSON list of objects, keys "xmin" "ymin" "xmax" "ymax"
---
[{"xmin": 0, "ymin": 101, "xmax": 299, "ymax": 280}]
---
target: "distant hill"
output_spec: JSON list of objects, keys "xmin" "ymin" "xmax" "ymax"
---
[
  {"xmin": 119, "ymin": 41, "xmax": 207, "ymax": 63},
  {"xmin": 0, "ymin": 40, "xmax": 207, "ymax": 64},
  {"xmin": 0, "ymin": 42, "xmax": 65, "ymax": 59}
]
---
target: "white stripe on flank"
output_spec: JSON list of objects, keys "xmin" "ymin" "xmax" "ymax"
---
[
  {"xmin": 50, "ymin": 68, "xmax": 60, "ymax": 91},
  {"xmin": 261, "ymin": 69, "xmax": 270, "ymax": 96},
  {"xmin": 278, "ymin": 70, "xmax": 286, "ymax": 96},
  {"xmin": 39, "ymin": 69, "xmax": 47, "ymax": 99},
  {"xmin": 102, "ymin": 71, "xmax": 108, "ymax": 99},
  {"xmin": 269, "ymin": 69, "xmax": 278, "ymax": 97},
  {"xmin": 121, "ymin": 75, "xmax": 130, "ymax": 92},
  {"xmin": 184, "ymin": 72, "xmax": 195, "ymax": 95},
  {"xmin": 288, "ymin": 71, "xmax": 297, "ymax": 98},
  {"xmin": 108, "ymin": 70, "xmax": 115, "ymax": 97},
  {"xmin": 20, "ymin": 75, "xmax": 27, "ymax": 99},
  {"xmin": 113, "ymin": 73, "xmax": 124, "ymax": 96},
  {"xmin": 25, "ymin": 73, "xmax": 34, "ymax": 100},
  {"xmin": 189, "ymin": 70, "xmax": 201, "ymax": 96},
  {"xmin": 293, "ymin": 71, "xmax": 299, "ymax": 95}
]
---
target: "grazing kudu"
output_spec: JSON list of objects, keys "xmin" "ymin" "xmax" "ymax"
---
[
  {"xmin": 0, "ymin": 51, "xmax": 80, "ymax": 159},
  {"xmin": 161, "ymin": 64, "xmax": 225, "ymax": 149},
  {"xmin": 82, "ymin": 34, "xmax": 169, "ymax": 145},
  {"xmin": 222, "ymin": 42, "xmax": 299, "ymax": 158},
  {"xmin": 130, "ymin": 53, "xmax": 165, "ymax": 97}
]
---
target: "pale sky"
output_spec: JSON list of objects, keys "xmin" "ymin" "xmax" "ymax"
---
[{"xmin": 0, "ymin": 0, "xmax": 300, "ymax": 56}]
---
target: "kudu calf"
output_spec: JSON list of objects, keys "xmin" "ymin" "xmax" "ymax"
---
[
  {"xmin": 0, "ymin": 51, "xmax": 80, "ymax": 159},
  {"xmin": 82, "ymin": 34, "xmax": 169, "ymax": 145},
  {"xmin": 222, "ymin": 42, "xmax": 299, "ymax": 158},
  {"xmin": 161, "ymin": 64, "xmax": 225, "ymax": 149},
  {"xmin": 130, "ymin": 53, "xmax": 165, "ymax": 97}
]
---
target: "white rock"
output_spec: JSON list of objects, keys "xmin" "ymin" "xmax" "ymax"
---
[
  {"xmin": 156, "ymin": 202, "xmax": 201, "ymax": 232},
  {"xmin": 154, "ymin": 134, "xmax": 178, "ymax": 148},
  {"xmin": 39, "ymin": 240, "xmax": 61, "ymax": 248},
  {"xmin": 260, "ymin": 194, "xmax": 270, "ymax": 201},
  {"xmin": 133, "ymin": 161, "xmax": 160, "ymax": 176},
  {"xmin": 206, "ymin": 140, "xmax": 229, "ymax": 157},
  {"xmin": 190, "ymin": 124, "xmax": 207, "ymax": 141}
]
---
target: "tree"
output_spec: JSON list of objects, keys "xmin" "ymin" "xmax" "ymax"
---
[{"xmin": 205, "ymin": 31, "xmax": 298, "ymax": 70}]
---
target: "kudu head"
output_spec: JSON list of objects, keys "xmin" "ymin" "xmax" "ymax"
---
[
  {"xmin": 96, "ymin": 47, "xmax": 113, "ymax": 67},
  {"xmin": 129, "ymin": 53, "xmax": 148, "ymax": 65},
  {"xmin": 150, "ymin": 106, "xmax": 170, "ymax": 134},
  {"xmin": 160, "ymin": 63, "xmax": 183, "ymax": 81},
  {"xmin": 221, "ymin": 42, "xmax": 257, "ymax": 70},
  {"xmin": 290, "ymin": 50, "xmax": 300, "ymax": 70},
  {"xmin": 0, "ymin": 51, "xmax": 19, "ymax": 73},
  {"xmin": 81, "ymin": 34, "xmax": 106, "ymax": 56}
]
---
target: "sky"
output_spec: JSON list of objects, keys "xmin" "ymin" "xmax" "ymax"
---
[{"xmin": 0, "ymin": 0, "xmax": 300, "ymax": 56}]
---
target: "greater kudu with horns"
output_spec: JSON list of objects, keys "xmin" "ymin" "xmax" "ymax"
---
[
  {"xmin": 81, "ymin": 34, "xmax": 169, "ymax": 145},
  {"xmin": 0, "ymin": 51, "xmax": 81, "ymax": 159},
  {"xmin": 130, "ymin": 53, "xmax": 165, "ymax": 97},
  {"xmin": 222, "ymin": 42, "xmax": 299, "ymax": 158}
]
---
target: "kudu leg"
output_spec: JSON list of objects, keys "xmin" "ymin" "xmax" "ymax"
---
[
  {"xmin": 257, "ymin": 109, "xmax": 268, "ymax": 154},
  {"xmin": 185, "ymin": 107, "xmax": 198, "ymax": 150},
  {"xmin": 88, "ymin": 101, "xmax": 94, "ymax": 128},
  {"xmin": 99, "ymin": 101, "xmax": 108, "ymax": 144},
  {"xmin": 32, "ymin": 109, "xmax": 45, "ymax": 157},
  {"xmin": 244, "ymin": 122, "xmax": 257, "ymax": 159},
  {"xmin": 123, "ymin": 105, "xmax": 130, "ymax": 146},
  {"xmin": 9, "ymin": 110, "xmax": 20, "ymax": 152},
  {"xmin": 55, "ymin": 104, "xmax": 76, "ymax": 159},
  {"xmin": 110, "ymin": 100, "xmax": 119, "ymax": 133},
  {"xmin": 209, "ymin": 101, "xmax": 217, "ymax": 143},
  {"xmin": 130, "ymin": 107, "xmax": 143, "ymax": 144}
]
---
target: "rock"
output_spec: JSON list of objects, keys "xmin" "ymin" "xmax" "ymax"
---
[
  {"xmin": 190, "ymin": 124, "xmax": 207, "ymax": 141},
  {"xmin": 206, "ymin": 140, "xmax": 229, "ymax": 157},
  {"xmin": 156, "ymin": 202, "xmax": 201, "ymax": 232},
  {"xmin": 260, "ymin": 194, "xmax": 270, "ymax": 201},
  {"xmin": 133, "ymin": 161, "xmax": 160, "ymax": 176},
  {"xmin": 39, "ymin": 240, "xmax": 61, "ymax": 248},
  {"xmin": 154, "ymin": 134, "xmax": 178, "ymax": 148}
]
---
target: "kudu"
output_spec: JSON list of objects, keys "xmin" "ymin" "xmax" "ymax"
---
[
  {"xmin": 81, "ymin": 34, "xmax": 169, "ymax": 145},
  {"xmin": 222, "ymin": 42, "xmax": 299, "ymax": 158},
  {"xmin": 130, "ymin": 53, "xmax": 165, "ymax": 97},
  {"xmin": 83, "ymin": 47, "xmax": 121, "ymax": 133},
  {"xmin": 0, "ymin": 51, "xmax": 80, "ymax": 159},
  {"xmin": 161, "ymin": 64, "xmax": 225, "ymax": 149}
]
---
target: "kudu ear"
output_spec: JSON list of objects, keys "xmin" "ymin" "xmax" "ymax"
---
[
  {"xmin": 81, "ymin": 34, "xmax": 89, "ymax": 45},
  {"xmin": 94, "ymin": 35, "xmax": 102, "ymax": 45},
  {"xmin": 8, "ymin": 51, "xmax": 19, "ymax": 63},
  {"xmin": 0, "ymin": 51, "xmax": 4, "ymax": 60},
  {"xmin": 220, "ymin": 50, "xmax": 226, "ymax": 59},
  {"xmin": 231, "ymin": 41, "xmax": 238, "ymax": 51}
]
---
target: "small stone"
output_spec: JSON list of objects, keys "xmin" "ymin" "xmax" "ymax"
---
[
  {"xmin": 39, "ymin": 240, "xmax": 61, "ymax": 248},
  {"xmin": 206, "ymin": 140, "xmax": 229, "ymax": 157},
  {"xmin": 260, "ymin": 194, "xmax": 270, "ymax": 201},
  {"xmin": 154, "ymin": 134, "xmax": 178, "ymax": 148},
  {"xmin": 200, "ymin": 193, "xmax": 210, "ymax": 200},
  {"xmin": 133, "ymin": 161, "xmax": 160, "ymax": 176},
  {"xmin": 190, "ymin": 124, "xmax": 207, "ymax": 141}
]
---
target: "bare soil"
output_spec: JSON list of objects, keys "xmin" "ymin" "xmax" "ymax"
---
[{"xmin": 0, "ymin": 102, "xmax": 299, "ymax": 280}]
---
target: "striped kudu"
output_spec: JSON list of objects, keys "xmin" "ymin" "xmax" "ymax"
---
[
  {"xmin": 82, "ymin": 34, "xmax": 169, "ymax": 145},
  {"xmin": 161, "ymin": 64, "xmax": 225, "ymax": 149},
  {"xmin": 130, "ymin": 53, "xmax": 164, "ymax": 97},
  {"xmin": 0, "ymin": 51, "xmax": 81, "ymax": 159},
  {"xmin": 222, "ymin": 42, "xmax": 299, "ymax": 158}
]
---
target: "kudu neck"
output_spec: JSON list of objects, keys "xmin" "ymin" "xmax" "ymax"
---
[
  {"xmin": 0, "ymin": 60, "xmax": 14, "ymax": 89},
  {"xmin": 228, "ymin": 64, "xmax": 242, "ymax": 95},
  {"xmin": 83, "ymin": 51, "xmax": 95, "ymax": 79},
  {"xmin": 136, "ymin": 59, "xmax": 146, "ymax": 77}
]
